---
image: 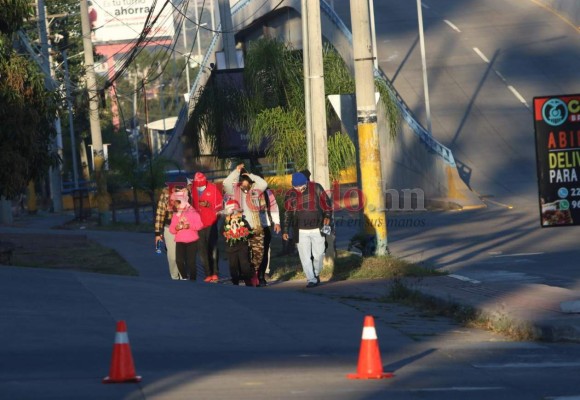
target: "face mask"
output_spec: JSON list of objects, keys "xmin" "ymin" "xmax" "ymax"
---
[{"xmin": 197, "ymin": 186, "xmax": 206, "ymax": 193}]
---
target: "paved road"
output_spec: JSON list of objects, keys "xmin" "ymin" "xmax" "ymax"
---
[
  {"xmin": 330, "ymin": 0, "xmax": 580, "ymax": 288},
  {"xmin": 2, "ymin": 215, "xmax": 580, "ymax": 399}
]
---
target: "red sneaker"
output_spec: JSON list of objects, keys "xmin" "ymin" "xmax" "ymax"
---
[
  {"xmin": 203, "ymin": 276, "xmax": 213, "ymax": 282},
  {"xmin": 210, "ymin": 274, "xmax": 219, "ymax": 282}
]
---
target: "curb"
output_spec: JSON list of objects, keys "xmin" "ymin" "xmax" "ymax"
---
[{"xmin": 407, "ymin": 278, "xmax": 580, "ymax": 343}]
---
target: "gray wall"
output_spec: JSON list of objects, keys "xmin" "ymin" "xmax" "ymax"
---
[{"xmin": 538, "ymin": 0, "xmax": 580, "ymax": 26}]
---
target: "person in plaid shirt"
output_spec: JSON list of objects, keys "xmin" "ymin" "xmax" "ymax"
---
[{"xmin": 155, "ymin": 175, "xmax": 189, "ymax": 279}]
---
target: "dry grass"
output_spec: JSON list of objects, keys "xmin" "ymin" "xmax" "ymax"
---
[
  {"xmin": 1, "ymin": 233, "xmax": 138, "ymax": 276},
  {"xmin": 268, "ymin": 237, "xmax": 442, "ymax": 282}
]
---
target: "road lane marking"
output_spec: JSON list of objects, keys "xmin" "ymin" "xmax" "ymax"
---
[
  {"xmin": 449, "ymin": 274, "xmax": 481, "ymax": 284},
  {"xmin": 410, "ymin": 387, "xmax": 504, "ymax": 392},
  {"xmin": 474, "ymin": 362, "xmax": 580, "ymax": 368},
  {"xmin": 492, "ymin": 252, "xmax": 544, "ymax": 258},
  {"xmin": 422, "ymin": 3, "xmax": 430, "ymax": 9},
  {"xmin": 473, "ymin": 47, "xmax": 490, "ymax": 63},
  {"xmin": 508, "ymin": 85, "xmax": 530, "ymax": 109},
  {"xmin": 444, "ymin": 20, "xmax": 461, "ymax": 32}
]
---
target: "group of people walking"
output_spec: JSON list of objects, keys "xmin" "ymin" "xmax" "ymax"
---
[{"xmin": 154, "ymin": 164, "xmax": 332, "ymax": 288}]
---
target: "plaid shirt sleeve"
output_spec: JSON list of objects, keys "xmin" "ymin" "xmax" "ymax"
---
[{"xmin": 154, "ymin": 189, "xmax": 169, "ymax": 236}]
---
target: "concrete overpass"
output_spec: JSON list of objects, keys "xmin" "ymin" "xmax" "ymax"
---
[{"xmin": 161, "ymin": 0, "xmax": 482, "ymax": 208}]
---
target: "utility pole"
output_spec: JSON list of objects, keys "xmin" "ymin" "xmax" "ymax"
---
[
  {"xmin": 132, "ymin": 74, "xmax": 140, "ymax": 162},
  {"xmin": 194, "ymin": 0, "xmax": 202, "ymax": 61},
  {"xmin": 302, "ymin": 0, "xmax": 329, "ymax": 190},
  {"xmin": 210, "ymin": 0, "xmax": 215, "ymax": 31},
  {"xmin": 217, "ymin": 0, "xmax": 237, "ymax": 68},
  {"xmin": 80, "ymin": 0, "xmax": 110, "ymax": 225},
  {"xmin": 350, "ymin": 0, "xmax": 388, "ymax": 255},
  {"xmin": 301, "ymin": 0, "xmax": 333, "ymax": 264},
  {"xmin": 37, "ymin": 0, "xmax": 63, "ymax": 213},
  {"xmin": 301, "ymin": 0, "xmax": 313, "ymax": 172}
]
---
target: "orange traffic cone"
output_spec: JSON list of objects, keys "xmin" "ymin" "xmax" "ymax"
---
[
  {"xmin": 103, "ymin": 320, "xmax": 142, "ymax": 383},
  {"xmin": 347, "ymin": 315, "xmax": 393, "ymax": 379}
]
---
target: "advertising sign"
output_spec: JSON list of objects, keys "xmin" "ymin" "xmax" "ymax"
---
[
  {"xmin": 534, "ymin": 94, "xmax": 580, "ymax": 227},
  {"xmin": 90, "ymin": 0, "xmax": 175, "ymax": 44}
]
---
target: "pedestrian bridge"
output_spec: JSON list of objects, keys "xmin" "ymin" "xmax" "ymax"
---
[{"xmin": 162, "ymin": 0, "xmax": 482, "ymax": 209}]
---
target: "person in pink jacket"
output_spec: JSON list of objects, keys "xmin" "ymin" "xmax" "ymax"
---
[{"xmin": 169, "ymin": 190, "xmax": 204, "ymax": 280}]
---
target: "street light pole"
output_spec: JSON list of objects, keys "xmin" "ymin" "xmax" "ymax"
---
[
  {"xmin": 182, "ymin": 20, "xmax": 191, "ymax": 91},
  {"xmin": 62, "ymin": 49, "xmax": 80, "ymax": 190},
  {"xmin": 37, "ymin": 0, "xmax": 63, "ymax": 213},
  {"xmin": 416, "ymin": 0, "xmax": 433, "ymax": 134}
]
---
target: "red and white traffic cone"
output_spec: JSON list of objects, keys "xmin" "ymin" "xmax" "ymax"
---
[
  {"xmin": 103, "ymin": 320, "xmax": 142, "ymax": 383},
  {"xmin": 347, "ymin": 315, "xmax": 393, "ymax": 379}
]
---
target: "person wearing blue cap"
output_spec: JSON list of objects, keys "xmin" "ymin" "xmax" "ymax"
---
[{"xmin": 282, "ymin": 172, "xmax": 332, "ymax": 288}]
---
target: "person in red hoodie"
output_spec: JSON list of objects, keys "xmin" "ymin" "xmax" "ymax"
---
[
  {"xmin": 169, "ymin": 190, "xmax": 204, "ymax": 281},
  {"xmin": 190, "ymin": 172, "xmax": 223, "ymax": 283}
]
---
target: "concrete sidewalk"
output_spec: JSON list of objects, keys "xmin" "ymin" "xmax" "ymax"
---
[{"xmin": 3, "ymin": 211, "xmax": 580, "ymax": 343}]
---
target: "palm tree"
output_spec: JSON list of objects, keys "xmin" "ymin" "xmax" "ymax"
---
[{"xmin": 186, "ymin": 37, "xmax": 399, "ymax": 181}]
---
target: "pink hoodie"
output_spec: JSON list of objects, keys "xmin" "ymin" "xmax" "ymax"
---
[{"xmin": 169, "ymin": 191, "xmax": 204, "ymax": 243}]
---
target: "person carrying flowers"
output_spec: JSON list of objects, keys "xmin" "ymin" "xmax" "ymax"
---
[{"xmin": 222, "ymin": 199, "xmax": 254, "ymax": 286}]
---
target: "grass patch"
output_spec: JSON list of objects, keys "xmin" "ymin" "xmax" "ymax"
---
[
  {"xmin": 1, "ymin": 233, "xmax": 138, "ymax": 276},
  {"xmin": 91, "ymin": 221, "xmax": 153, "ymax": 233},
  {"xmin": 268, "ymin": 237, "xmax": 442, "ymax": 282},
  {"xmin": 385, "ymin": 278, "xmax": 539, "ymax": 341},
  {"xmin": 58, "ymin": 217, "xmax": 153, "ymax": 233}
]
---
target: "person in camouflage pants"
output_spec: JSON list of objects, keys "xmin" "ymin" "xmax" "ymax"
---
[{"xmin": 223, "ymin": 164, "xmax": 267, "ymax": 286}]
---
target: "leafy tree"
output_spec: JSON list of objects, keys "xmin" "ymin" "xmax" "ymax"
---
[
  {"xmin": 186, "ymin": 38, "xmax": 399, "ymax": 181},
  {"xmin": 0, "ymin": 0, "xmax": 59, "ymax": 199}
]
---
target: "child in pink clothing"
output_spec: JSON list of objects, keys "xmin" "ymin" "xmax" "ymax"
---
[{"xmin": 169, "ymin": 190, "xmax": 204, "ymax": 280}]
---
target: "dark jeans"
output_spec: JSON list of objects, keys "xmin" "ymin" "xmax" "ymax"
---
[
  {"xmin": 198, "ymin": 223, "xmax": 219, "ymax": 277},
  {"xmin": 227, "ymin": 243, "xmax": 252, "ymax": 284},
  {"xmin": 176, "ymin": 241, "xmax": 198, "ymax": 280}
]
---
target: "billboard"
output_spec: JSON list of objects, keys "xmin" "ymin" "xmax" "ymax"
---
[
  {"xmin": 212, "ymin": 69, "xmax": 267, "ymax": 159},
  {"xmin": 89, "ymin": 0, "xmax": 175, "ymax": 44},
  {"xmin": 534, "ymin": 94, "xmax": 580, "ymax": 227}
]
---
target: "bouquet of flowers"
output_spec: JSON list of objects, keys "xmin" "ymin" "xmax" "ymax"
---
[{"xmin": 223, "ymin": 215, "xmax": 253, "ymax": 245}]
